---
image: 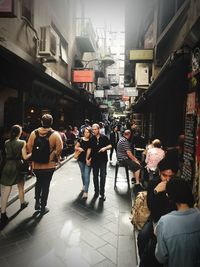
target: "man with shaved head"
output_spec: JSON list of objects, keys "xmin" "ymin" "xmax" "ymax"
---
[
  {"xmin": 86, "ymin": 123, "xmax": 112, "ymax": 201},
  {"xmin": 117, "ymin": 129, "xmax": 142, "ymax": 191}
]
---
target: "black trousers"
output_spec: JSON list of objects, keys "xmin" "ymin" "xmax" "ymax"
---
[
  {"xmin": 34, "ymin": 169, "xmax": 54, "ymax": 209},
  {"xmin": 92, "ymin": 161, "xmax": 107, "ymax": 196},
  {"xmin": 138, "ymin": 219, "xmax": 163, "ymax": 267},
  {"xmin": 137, "ymin": 219, "xmax": 153, "ymax": 259}
]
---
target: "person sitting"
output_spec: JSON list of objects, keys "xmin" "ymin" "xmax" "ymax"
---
[
  {"xmin": 145, "ymin": 139, "xmax": 165, "ymax": 180},
  {"xmin": 155, "ymin": 178, "xmax": 200, "ymax": 267},
  {"xmin": 138, "ymin": 157, "xmax": 178, "ymax": 267},
  {"xmin": 117, "ymin": 129, "xmax": 142, "ymax": 192}
]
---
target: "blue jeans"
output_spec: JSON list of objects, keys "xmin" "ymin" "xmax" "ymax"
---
[
  {"xmin": 78, "ymin": 161, "xmax": 91, "ymax": 193},
  {"xmin": 92, "ymin": 161, "xmax": 107, "ymax": 196}
]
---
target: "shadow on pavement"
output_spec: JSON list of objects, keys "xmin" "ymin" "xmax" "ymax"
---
[{"xmin": 1, "ymin": 211, "xmax": 43, "ymax": 233}]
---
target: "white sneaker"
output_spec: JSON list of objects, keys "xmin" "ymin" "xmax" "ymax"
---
[{"xmin": 82, "ymin": 192, "xmax": 88, "ymax": 199}]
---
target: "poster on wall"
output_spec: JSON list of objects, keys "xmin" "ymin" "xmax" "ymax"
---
[
  {"xmin": 182, "ymin": 91, "xmax": 197, "ymax": 182},
  {"xmin": 0, "ymin": 0, "xmax": 15, "ymax": 17},
  {"xmin": 182, "ymin": 114, "xmax": 196, "ymax": 181},
  {"xmin": 186, "ymin": 92, "xmax": 196, "ymax": 114},
  {"xmin": 195, "ymin": 104, "xmax": 200, "ymax": 206}
]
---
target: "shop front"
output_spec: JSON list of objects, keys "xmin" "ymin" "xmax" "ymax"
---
[
  {"xmin": 132, "ymin": 52, "xmax": 189, "ymax": 148},
  {"xmin": 0, "ymin": 44, "xmax": 99, "ymax": 135}
]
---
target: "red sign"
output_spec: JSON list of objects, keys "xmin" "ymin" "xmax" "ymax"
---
[
  {"xmin": 122, "ymin": 96, "xmax": 129, "ymax": 101},
  {"xmin": 73, "ymin": 70, "xmax": 94, "ymax": 83}
]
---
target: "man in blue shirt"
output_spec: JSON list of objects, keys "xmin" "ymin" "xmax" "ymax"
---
[{"xmin": 155, "ymin": 178, "xmax": 200, "ymax": 267}]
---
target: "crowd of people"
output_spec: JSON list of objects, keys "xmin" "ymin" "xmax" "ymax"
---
[{"xmin": 0, "ymin": 114, "xmax": 200, "ymax": 267}]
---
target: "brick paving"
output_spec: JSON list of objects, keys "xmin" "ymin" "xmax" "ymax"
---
[{"xmin": 0, "ymin": 155, "xmax": 137, "ymax": 267}]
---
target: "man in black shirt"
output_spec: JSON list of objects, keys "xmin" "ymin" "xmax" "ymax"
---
[
  {"xmin": 86, "ymin": 124, "xmax": 112, "ymax": 201},
  {"xmin": 138, "ymin": 157, "xmax": 178, "ymax": 267},
  {"xmin": 109, "ymin": 125, "xmax": 119, "ymax": 163}
]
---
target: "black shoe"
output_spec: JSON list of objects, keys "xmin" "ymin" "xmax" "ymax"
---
[
  {"xmin": 0, "ymin": 213, "xmax": 9, "ymax": 230},
  {"xmin": 35, "ymin": 201, "xmax": 40, "ymax": 211},
  {"xmin": 99, "ymin": 195, "xmax": 106, "ymax": 201},
  {"xmin": 40, "ymin": 207, "xmax": 50, "ymax": 215},
  {"xmin": 93, "ymin": 193, "xmax": 99, "ymax": 199},
  {"xmin": 20, "ymin": 201, "xmax": 29, "ymax": 210}
]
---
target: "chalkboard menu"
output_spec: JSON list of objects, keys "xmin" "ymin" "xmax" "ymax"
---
[{"xmin": 182, "ymin": 114, "xmax": 196, "ymax": 181}]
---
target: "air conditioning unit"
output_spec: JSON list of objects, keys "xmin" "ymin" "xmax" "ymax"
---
[
  {"xmin": 37, "ymin": 26, "xmax": 60, "ymax": 62},
  {"xmin": 135, "ymin": 63, "xmax": 149, "ymax": 86}
]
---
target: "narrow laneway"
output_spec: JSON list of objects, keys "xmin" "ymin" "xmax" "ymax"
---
[{"xmin": 0, "ymin": 157, "xmax": 137, "ymax": 267}]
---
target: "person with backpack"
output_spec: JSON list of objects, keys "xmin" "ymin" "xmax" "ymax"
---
[{"xmin": 27, "ymin": 114, "xmax": 63, "ymax": 215}]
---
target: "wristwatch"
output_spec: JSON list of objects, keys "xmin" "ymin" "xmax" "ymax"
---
[{"xmin": 154, "ymin": 189, "xmax": 158, "ymax": 195}]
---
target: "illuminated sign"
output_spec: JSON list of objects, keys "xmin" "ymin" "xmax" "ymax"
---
[
  {"xmin": 99, "ymin": 104, "xmax": 108, "ymax": 109},
  {"xmin": 130, "ymin": 49, "xmax": 153, "ymax": 61},
  {"xmin": 124, "ymin": 87, "xmax": 138, "ymax": 97},
  {"xmin": 73, "ymin": 70, "xmax": 94, "ymax": 83},
  {"xmin": 94, "ymin": 90, "xmax": 104, "ymax": 98},
  {"xmin": 122, "ymin": 96, "xmax": 129, "ymax": 101}
]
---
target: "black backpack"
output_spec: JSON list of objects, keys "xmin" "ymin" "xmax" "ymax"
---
[{"xmin": 31, "ymin": 130, "xmax": 54, "ymax": 163}]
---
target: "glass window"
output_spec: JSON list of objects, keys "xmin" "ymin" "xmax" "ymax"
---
[{"xmin": 21, "ymin": 0, "xmax": 33, "ymax": 23}]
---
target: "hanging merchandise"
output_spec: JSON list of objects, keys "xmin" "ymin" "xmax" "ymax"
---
[{"xmin": 181, "ymin": 93, "xmax": 196, "ymax": 182}]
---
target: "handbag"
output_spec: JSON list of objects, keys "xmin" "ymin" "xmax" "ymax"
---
[
  {"xmin": 0, "ymin": 148, "xmax": 6, "ymax": 177},
  {"xmin": 130, "ymin": 191, "xmax": 150, "ymax": 230},
  {"xmin": 19, "ymin": 160, "xmax": 30, "ymax": 174},
  {"xmin": 9, "ymin": 142, "xmax": 30, "ymax": 174}
]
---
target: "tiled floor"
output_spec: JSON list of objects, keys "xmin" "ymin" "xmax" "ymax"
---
[{"xmin": 0, "ymin": 156, "xmax": 138, "ymax": 267}]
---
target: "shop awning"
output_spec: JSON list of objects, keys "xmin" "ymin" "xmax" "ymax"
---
[
  {"xmin": 132, "ymin": 52, "xmax": 190, "ymax": 113},
  {"xmin": 0, "ymin": 42, "xmax": 98, "ymax": 108}
]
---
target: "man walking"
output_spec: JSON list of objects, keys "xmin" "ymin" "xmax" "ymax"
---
[
  {"xmin": 27, "ymin": 114, "xmax": 63, "ymax": 215},
  {"xmin": 86, "ymin": 123, "xmax": 112, "ymax": 201},
  {"xmin": 109, "ymin": 125, "xmax": 119, "ymax": 163}
]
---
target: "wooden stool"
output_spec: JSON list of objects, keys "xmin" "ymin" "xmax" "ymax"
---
[{"xmin": 114, "ymin": 161, "xmax": 130, "ymax": 190}]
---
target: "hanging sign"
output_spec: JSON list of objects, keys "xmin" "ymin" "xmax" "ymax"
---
[
  {"xmin": 94, "ymin": 90, "xmax": 104, "ymax": 98},
  {"xmin": 124, "ymin": 87, "xmax": 138, "ymax": 97},
  {"xmin": 73, "ymin": 70, "xmax": 94, "ymax": 83},
  {"xmin": 130, "ymin": 49, "xmax": 153, "ymax": 61}
]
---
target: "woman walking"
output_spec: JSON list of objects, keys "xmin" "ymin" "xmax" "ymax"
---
[
  {"xmin": 75, "ymin": 127, "xmax": 92, "ymax": 199},
  {"xmin": 0, "ymin": 125, "xmax": 32, "ymax": 229}
]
